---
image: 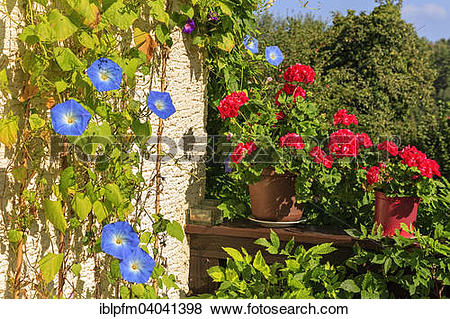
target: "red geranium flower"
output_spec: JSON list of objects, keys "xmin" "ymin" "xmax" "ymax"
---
[
  {"xmin": 399, "ymin": 145, "xmax": 426, "ymax": 168},
  {"xmin": 244, "ymin": 141, "xmax": 257, "ymax": 155},
  {"xmin": 328, "ymin": 129, "xmax": 358, "ymax": 158},
  {"xmin": 323, "ymin": 155, "xmax": 334, "ymax": 168},
  {"xmin": 310, "ymin": 146, "xmax": 325, "ymax": 164},
  {"xmin": 418, "ymin": 158, "xmax": 441, "ymax": 178},
  {"xmin": 377, "ymin": 141, "xmax": 398, "ymax": 156},
  {"xmin": 231, "ymin": 141, "xmax": 257, "ymax": 164},
  {"xmin": 275, "ymin": 111, "xmax": 285, "ymax": 121},
  {"xmin": 283, "ymin": 64, "xmax": 315, "ymax": 84},
  {"xmin": 231, "ymin": 143, "xmax": 245, "ymax": 164},
  {"xmin": 333, "ymin": 109, "xmax": 358, "ymax": 126},
  {"xmin": 366, "ymin": 166, "xmax": 380, "ymax": 185},
  {"xmin": 218, "ymin": 91, "xmax": 249, "ymax": 119},
  {"xmin": 280, "ymin": 133, "xmax": 305, "ymax": 150},
  {"xmin": 356, "ymin": 133, "xmax": 373, "ymax": 148}
]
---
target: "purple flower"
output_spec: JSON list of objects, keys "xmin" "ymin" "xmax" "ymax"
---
[
  {"xmin": 182, "ymin": 18, "xmax": 196, "ymax": 34},
  {"xmin": 208, "ymin": 11, "xmax": 219, "ymax": 22},
  {"xmin": 224, "ymin": 154, "xmax": 233, "ymax": 173}
]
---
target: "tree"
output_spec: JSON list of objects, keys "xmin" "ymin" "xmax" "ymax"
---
[
  {"xmin": 313, "ymin": 4, "xmax": 437, "ymax": 145},
  {"xmin": 432, "ymin": 39, "xmax": 450, "ymax": 102}
]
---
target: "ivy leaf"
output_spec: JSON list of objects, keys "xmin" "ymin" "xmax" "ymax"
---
[
  {"xmin": 44, "ymin": 199, "xmax": 67, "ymax": 233},
  {"xmin": 93, "ymin": 200, "xmax": 108, "ymax": 222},
  {"xmin": 166, "ymin": 221, "xmax": 184, "ymax": 242},
  {"xmin": 218, "ymin": 2, "xmax": 232, "ymax": 16},
  {"xmin": 222, "ymin": 247, "xmax": 244, "ymax": 262},
  {"xmin": 72, "ymin": 193, "xmax": 92, "ymax": 221},
  {"xmin": 48, "ymin": 9, "xmax": 78, "ymax": 41},
  {"xmin": 72, "ymin": 263, "xmax": 82, "ymax": 276},
  {"xmin": 35, "ymin": 21, "xmax": 56, "ymax": 42},
  {"xmin": 8, "ymin": 229, "xmax": 23, "ymax": 243},
  {"xmin": 131, "ymin": 118, "xmax": 152, "ymax": 139},
  {"xmin": 269, "ymin": 229, "xmax": 280, "ymax": 252},
  {"xmin": 140, "ymin": 232, "xmax": 152, "ymax": 244},
  {"xmin": 18, "ymin": 25, "xmax": 39, "ymax": 44},
  {"xmin": 104, "ymin": 183, "xmax": 123, "ymax": 206},
  {"xmin": 155, "ymin": 24, "xmax": 170, "ymax": 44},
  {"xmin": 109, "ymin": 259, "xmax": 121, "ymax": 280},
  {"xmin": 78, "ymin": 32, "xmax": 97, "ymax": 49},
  {"xmin": 29, "ymin": 114, "xmax": 46, "ymax": 130},
  {"xmin": 54, "ymin": 47, "xmax": 84, "ymax": 71},
  {"xmin": 0, "ymin": 116, "xmax": 18, "ymax": 147},
  {"xmin": 38, "ymin": 253, "xmax": 64, "ymax": 283},
  {"xmin": 102, "ymin": 0, "xmax": 139, "ymax": 30},
  {"xmin": 60, "ymin": 167, "xmax": 75, "ymax": 197},
  {"xmin": 119, "ymin": 286, "xmax": 130, "ymax": 299},
  {"xmin": 149, "ymin": 0, "xmax": 170, "ymax": 25},
  {"xmin": 215, "ymin": 33, "xmax": 235, "ymax": 53},
  {"xmin": 131, "ymin": 284, "xmax": 146, "ymax": 297}
]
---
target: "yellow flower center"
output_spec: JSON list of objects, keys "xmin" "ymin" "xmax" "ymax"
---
[
  {"xmin": 65, "ymin": 115, "xmax": 75, "ymax": 125},
  {"xmin": 100, "ymin": 71, "xmax": 109, "ymax": 81},
  {"xmin": 131, "ymin": 263, "xmax": 138, "ymax": 271},
  {"xmin": 270, "ymin": 53, "xmax": 276, "ymax": 60},
  {"xmin": 115, "ymin": 238, "xmax": 122, "ymax": 245}
]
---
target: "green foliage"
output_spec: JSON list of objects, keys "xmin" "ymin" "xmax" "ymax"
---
[
  {"xmin": 205, "ymin": 230, "xmax": 350, "ymax": 299},
  {"xmin": 39, "ymin": 253, "xmax": 64, "ymax": 284},
  {"xmin": 206, "ymin": 228, "xmax": 450, "ymax": 299}
]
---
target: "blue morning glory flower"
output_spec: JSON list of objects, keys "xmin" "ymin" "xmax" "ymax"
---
[
  {"xmin": 86, "ymin": 58, "xmax": 123, "ymax": 92},
  {"xmin": 50, "ymin": 99, "xmax": 91, "ymax": 136},
  {"xmin": 101, "ymin": 221, "xmax": 140, "ymax": 260},
  {"xmin": 147, "ymin": 91, "xmax": 176, "ymax": 120},
  {"xmin": 243, "ymin": 35, "xmax": 258, "ymax": 54},
  {"xmin": 119, "ymin": 248, "xmax": 155, "ymax": 284},
  {"xmin": 265, "ymin": 46, "xmax": 284, "ymax": 67}
]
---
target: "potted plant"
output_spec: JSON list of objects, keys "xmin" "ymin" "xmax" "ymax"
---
[
  {"xmin": 362, "ymin": 142, "xmax": 442, "ymax": 237},
  {"xmin": 218, "ymin": 62, "xmax": 323, "ymax": 222}
]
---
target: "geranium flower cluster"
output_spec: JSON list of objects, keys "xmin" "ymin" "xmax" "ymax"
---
[
  {"xmin": 333, "ymin": 109, "xmax": 358, "ymax": 126},
  {"xmin": 310, "ymin": 146, "xmax": 334, "ymax": 169},
  {"xmin": 218, "ymin": 91, "xmax": 249, "ymax": 119},
  {"xmin": 231, "ymin": 141, "xmax": 257, "ymax": 164},
  {"xmin": 367, "ymin": 142, "xmax": 441, "ymax": 185},
  {"xmin": 280, "ymin": 133, "xmax": 305, "ymax": 150},
  {"xmin": 399, "ymin": 145, "xmax": 441, "ymax": 178},
  {"xmin": 283, "ymin": 64, "xmax": 315, "ymax": 83},
  {"xmin": 310, "ymin": 110, "xmax": 372, "ymax": 168},
  {"xmin": 101, "ymin": 221, "xmax": 155, "ymax": 284}
]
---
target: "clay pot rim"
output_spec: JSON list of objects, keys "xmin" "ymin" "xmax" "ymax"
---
[{"xmin": 375, "ymin": 191, "xmax": 421, "ymax": 202}]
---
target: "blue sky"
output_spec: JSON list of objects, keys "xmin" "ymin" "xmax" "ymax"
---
[{"xmin": 267, "ymin": 0, "xmax": 449, "ymax": 41}]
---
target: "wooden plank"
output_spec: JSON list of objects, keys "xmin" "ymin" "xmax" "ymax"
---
[{"xmin": 186, "ymin": 220, "xmax": 377, "ymax": 249}]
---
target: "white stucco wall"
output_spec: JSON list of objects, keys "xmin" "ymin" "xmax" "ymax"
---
[{"xmin": 0, "ymin": 0, "xmax": 206, "ymax": 298}]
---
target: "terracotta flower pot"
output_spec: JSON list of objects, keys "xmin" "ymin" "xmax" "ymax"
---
[
  {"xmin": 374, "ymin": 191, "xmax": 421, "ymax": 238},
  {"xmin": 248, "ymin": 168, "xmax": 303, "ymax": 222}
]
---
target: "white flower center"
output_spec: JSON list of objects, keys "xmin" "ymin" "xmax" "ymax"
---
[
  {"xmin": 155, "ymin": 101, "xmax": 165, "ymax": 110},
  {"xmin": 270, "ymin": 52, "xmax": 276, "ymax": 60},
  {"xmin": 113, "ymin": 235, "xmax": 124, "ymax": 246}
]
